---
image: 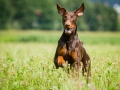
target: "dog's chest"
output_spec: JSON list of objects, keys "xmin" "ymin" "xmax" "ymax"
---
[{"xmin": 59, "ymin": 41, "xmax": 78, "ymax": 56}]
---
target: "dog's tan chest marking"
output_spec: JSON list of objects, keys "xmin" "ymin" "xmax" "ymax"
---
[{"xmin": 57, "ymin": 46, "xmax": 67, "ymax": 56}]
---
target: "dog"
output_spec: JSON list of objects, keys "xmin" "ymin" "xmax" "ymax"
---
[{"xmin": 54, "ymin": 3, "xmax": 91, "ymax": 79}]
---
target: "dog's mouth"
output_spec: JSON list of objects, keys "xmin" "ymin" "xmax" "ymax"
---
[{"xmin": 65, "ymin": 28, "xmax": 74, "ymax": 35}]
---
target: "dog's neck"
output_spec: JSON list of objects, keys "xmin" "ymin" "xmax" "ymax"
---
[{"xmin": 62, "ymin": 27, "xmax": 78, "ymax": 43}]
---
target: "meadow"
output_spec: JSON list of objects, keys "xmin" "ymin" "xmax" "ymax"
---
[{"xmin": 0, "ymin": 30, "xmax": 120, "ymax": 90}]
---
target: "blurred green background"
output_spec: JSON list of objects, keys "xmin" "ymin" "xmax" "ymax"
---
[
  {"xmin": 0, "ymin": 0, "xmax": 120, "ymax": 31},
  {"xmin": 0, "ymin": 1, "xmax": 120, "ymax": 89}
]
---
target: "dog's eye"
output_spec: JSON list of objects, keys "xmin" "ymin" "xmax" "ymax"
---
[
  {"xmin": 71, "ymin": 16, "xmax": 73, "ymax": 18},
  {"xmin": 71, "ymin": 16, "xmax": 75, "ymax": 18},
  {"xmin": 64, "ymin": 16, "xmax": 67, "ymax": 19}
]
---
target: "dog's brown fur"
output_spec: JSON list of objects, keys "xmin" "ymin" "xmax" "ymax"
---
[{"xmin": 54, "ymin": 3, "xmax": 91, "ymax": 78}]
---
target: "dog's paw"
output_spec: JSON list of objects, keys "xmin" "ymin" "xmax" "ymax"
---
[{"xmin": 57, "ymin": 56, "xmax": 65, "ymax": 66}]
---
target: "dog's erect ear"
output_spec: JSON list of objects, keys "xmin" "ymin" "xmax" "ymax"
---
[
  {"xmin": 56, "ymin": 3, "xmax": 66, "ymax": 16},
  {"xmin": 74, "ymin": 3, "xmax": 85, "ymax": 16}
]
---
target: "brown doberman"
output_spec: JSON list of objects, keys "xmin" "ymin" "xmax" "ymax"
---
[{"xmin": 54, "ymin": 3, "xmax": 91, "ymax": 79}]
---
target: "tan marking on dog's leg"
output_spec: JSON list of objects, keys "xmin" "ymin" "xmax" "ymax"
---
[{"xmin": 57, "ymin": 56, "xmax": 65, "ymax": 66}]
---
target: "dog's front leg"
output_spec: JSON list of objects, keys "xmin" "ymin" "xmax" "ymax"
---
[
  {"xmin": 54, "ymin": 42, "xmax": 67, "ymax": 68},
  {"xmin": 54, "ymin": 51, "xmax": 65, "ymax": 68},
  {"xmin": 70, "ymin": 51, "xmax": 81, "ymax": 71},
  {"xmin": 54, "ymin": 55, "xmax": 65, "ymax": 68}
]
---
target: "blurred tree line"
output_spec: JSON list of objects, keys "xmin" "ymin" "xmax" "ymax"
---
[{"xmin": 0, "ymin": 0, "xmax": 119, "ymax": 31}]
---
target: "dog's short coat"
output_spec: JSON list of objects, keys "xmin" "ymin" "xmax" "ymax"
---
[{"xmin": 54, "ymin": 3, "xmax": 91, "ymax": 78}]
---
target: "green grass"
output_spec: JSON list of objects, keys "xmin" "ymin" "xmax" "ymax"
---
[
  {"xmin": 0, "ymin": 30, "xmax": 120, "ymax": 90},
  {"xmin": 0, "ymin": 30, "xmax": 120, "ymax": 45}
]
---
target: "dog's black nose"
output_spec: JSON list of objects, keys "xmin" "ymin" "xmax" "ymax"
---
[
  {"xmin": 65, "ymin": 20, "xmax": 71, "ymax": 27},
  {"xmin": 65, "ymin": 24, "xmax": 70, "ymax": 27}
]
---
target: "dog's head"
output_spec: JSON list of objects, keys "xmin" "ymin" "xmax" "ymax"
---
[{"xmin": 56, "ymin": 3, "xmax": 85, "ymax": 35}]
